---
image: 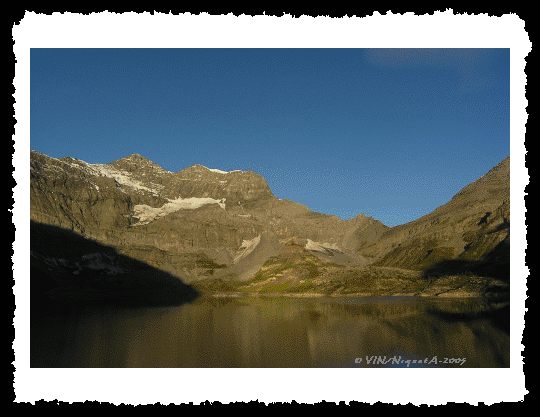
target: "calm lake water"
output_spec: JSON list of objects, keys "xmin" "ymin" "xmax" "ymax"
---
[{"xmin": 30, "ymin": 296, "xmax": 510, "ymax": 368}]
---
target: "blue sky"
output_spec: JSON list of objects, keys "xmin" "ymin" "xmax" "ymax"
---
[{"xmin": 30, "ymin": 48, "xmax": 510, "ymax": 227}]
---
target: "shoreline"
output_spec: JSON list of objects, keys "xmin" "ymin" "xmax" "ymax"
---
[{"xmin": 205, "ymin": 290, "xmax": 510, "ymax": 300}]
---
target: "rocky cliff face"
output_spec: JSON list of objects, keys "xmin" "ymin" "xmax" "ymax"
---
[
  {"xmin": 30, "ymin": 152, "xmax": 135, "ymax": 233},
  {"xmin": 30, "ymin": 150, "xmax": 386, "ymax": 284},
  {"xmin": 30, "ymin": 150, "xmax": 510, "ymax": 297}
]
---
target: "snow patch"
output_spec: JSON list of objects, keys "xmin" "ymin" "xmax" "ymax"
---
[
  {"xmin": 233, "ymin": 235, "xmax": 261, "ymax": 263},
  {"xmin": 79, "ymin": 253, "xmax": 125, "ymax": 274},
  {"xmin": 133, "ymin": 197, "xmax": 226, "ymax": 225},
  {"xmin": 91, "ymin": 164, "xmax": 162, "ymax": 194},
  {"xmin": 202, "ymin": 166, "xmax": 242, "ymax": 174},
  {"xmin": 305, "ymin": 239, "xmax": 341, "ymax": 253},
  {"xmin": 207, "ymin": 168, "xmax": 229, "ymax": 174}
]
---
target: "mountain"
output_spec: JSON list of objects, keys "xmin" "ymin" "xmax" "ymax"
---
[
  {"xmin": 29, "ymin": 151, "xmax": 510, "ymax": 301},
  {"xmin": 358, "ymin": 157, "xmax": 510, "ymax": 279},
  {"xmin": 30, "ymin": 151, "xmax": 383, "ymax": 280}
]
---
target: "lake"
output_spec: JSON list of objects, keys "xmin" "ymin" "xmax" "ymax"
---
[{"xmin": 30, "ymin": 295, "xmax": 510, "ymax": 368}]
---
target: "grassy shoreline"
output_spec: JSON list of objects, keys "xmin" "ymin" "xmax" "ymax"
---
[{"xmin": 192, "ymin": 271, "xmax": 509, "ymax": 300}]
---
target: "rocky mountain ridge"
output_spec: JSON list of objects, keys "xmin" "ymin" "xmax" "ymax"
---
[
  {"xmin": 30, "ymin": 150, "xmax": 384, "ymax": 280},
  {"xmin": 359, "ymin": 157, "xmax": 510, "ymax": 276},
  {"xmin": 30, "ymin": 150, "xmax": 510, "ymax": 302}
]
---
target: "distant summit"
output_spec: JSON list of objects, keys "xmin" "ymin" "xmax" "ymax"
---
[
  {"xmin": 109, "ymin": 154, "xmax": 170, "ymax": 175},
  {"xmin": 173, "ymin": 162, "xmax": 273, "ymax": 202}
]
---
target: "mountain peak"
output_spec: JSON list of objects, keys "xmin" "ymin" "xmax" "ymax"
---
[
  {"xmin": 348, "ymin": 213, "xmax": 375, "ymax": 223},
  {"xmin": 109, "ymin": 154, "xmax": 166, "ymax": 174},
  {"xmin": 450, "ymin": 156, "xmax": 510, "ymax": 202},
  {"xmin": 115, "ymin": 153, "xmax": 152, "ymax": 164},
  {"xmin": 125, "ymin": 153, "xmax": 148, "ymax": 161},
  {"xmin": 173, "ymin": 164, "xmax": 274, "ymax": 201}
]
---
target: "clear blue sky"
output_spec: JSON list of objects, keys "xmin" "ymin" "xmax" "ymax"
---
[{"xmin": 30, "ymin": 48, "xmax": 509, "ymax": 227}]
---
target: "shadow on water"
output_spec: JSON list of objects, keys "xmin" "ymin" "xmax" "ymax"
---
[
  {"xmin": 30, "ymin": 295, "xmax": 510, "ymax": 368},
  {"xmin": 414, "ymin": 297, "xmax": 511, "ymax": 335}
]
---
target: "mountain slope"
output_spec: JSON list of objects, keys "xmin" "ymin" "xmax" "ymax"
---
[
  {"xmin": 358, "ymin": 157, "xmax": 510, "ymax": 277},
  {"xmin": 30, "ymin": 150, "xmax": 388, "ymax": 285},
  {"xmin": 30, "ymin": 150, "xmax": 510, "ymax": 300}
]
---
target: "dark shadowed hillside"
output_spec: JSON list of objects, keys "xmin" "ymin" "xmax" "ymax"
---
[{"xmin": 31, "ymin": 221, "xmax": 199, "ymax": 307}]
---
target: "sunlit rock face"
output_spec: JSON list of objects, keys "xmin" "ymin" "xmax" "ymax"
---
[{"xmin": 30, "ymin": 151, "xmax": 387, "ymax": 282}]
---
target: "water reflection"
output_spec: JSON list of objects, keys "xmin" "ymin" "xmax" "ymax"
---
[{"xmin": 31, "ymin": 296, "xmax": 509, "ymax": 368}]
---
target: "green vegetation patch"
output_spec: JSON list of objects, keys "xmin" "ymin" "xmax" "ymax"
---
[
  {"xmin": 192, "ymin": 278, "xmax": 240, "ymax": 293},
  {"xmin": 247, "ymin": 259, "xmax": 293, "ymax": 284},
  {"xmin": 338, "ymin": 271, "xmax": 377, "ymax": 294},
  {"xmin": 258, "ymin": 280, "xmax": 295, "ymax": 294},
  {"xmin": 261, "ymin": 256, "xmax": 282, "ymax": 266},
  {"xmin": 300, "ymin": 259, "xmax": 320, "ymax": 279},
  {"xmin": 417, "ymin": 247, "xmax": 455, "ymax": 270},
  {"xmin": 286, "ymin": 282, "xmax": 318, "ymax": 293}
]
